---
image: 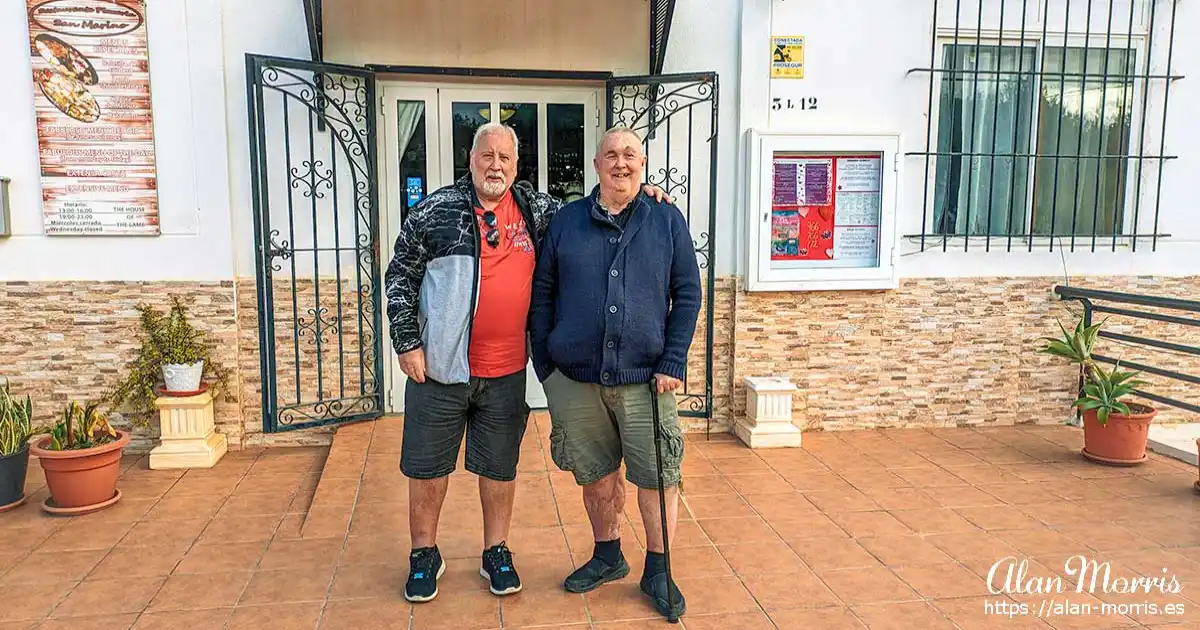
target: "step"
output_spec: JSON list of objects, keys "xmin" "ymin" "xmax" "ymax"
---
[{"xmin": 1147, "ymin": 423, "xmax": 1200, "ymax": 467}]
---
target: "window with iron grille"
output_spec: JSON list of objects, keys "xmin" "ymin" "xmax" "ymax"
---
[{"xmin": 910, "ymin": 0, "xmax": 1182, "ymax": 252}]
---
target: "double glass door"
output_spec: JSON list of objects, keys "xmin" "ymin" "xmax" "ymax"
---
[{"xmin": 382, "ymin": 83, "xmax": 601, "ymax": 413}]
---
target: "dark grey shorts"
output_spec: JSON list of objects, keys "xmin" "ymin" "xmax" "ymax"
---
[{"xmin": 400, "ymin": 370, "xmax": 530, "ymax": 482}]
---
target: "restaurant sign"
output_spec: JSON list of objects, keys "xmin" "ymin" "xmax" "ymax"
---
[{"xmin": 26, "ymin": 0, "xmax": 159, "ymax": 236}]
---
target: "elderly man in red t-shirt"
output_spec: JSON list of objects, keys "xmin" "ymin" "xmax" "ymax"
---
[{"xmin": 384, "ymin": 122, "xmax": 668, "ymax": 603}]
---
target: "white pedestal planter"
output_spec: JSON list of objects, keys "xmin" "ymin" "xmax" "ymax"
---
[
  {"xmin": 149, "ymin": 389, "xmax": 227, "ymax": 470},
  {"xmin": 736, "ymin": 376, "xmax": 802, "ymax": 449}
]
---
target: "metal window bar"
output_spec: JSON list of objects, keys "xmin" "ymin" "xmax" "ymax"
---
[
  {"xmin": 1055, "ymin": 285, "xmax": 1200, "ymax": 415},
  {"xmin": 907, "ymin": 0, "xmax": 1183, "ymax": 252}
]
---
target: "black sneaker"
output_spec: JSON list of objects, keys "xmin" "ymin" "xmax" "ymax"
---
[
  {"xmin": 405, "ymin": 546, "xmax": 446, "ymax": 603},
  {"xmin": 640, "ymin": 572, "xmax": 686, "ymax": 619},
  {"xmin": 480, "ymin": 542, "xmax": 522, "ymax": 596},
  {"xmin": 563, "ymin": 555, "xmax": 631, "ymax": 593}
]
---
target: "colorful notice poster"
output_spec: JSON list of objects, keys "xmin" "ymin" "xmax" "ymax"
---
[
  {"xmin": 26, "ymin": 0, "xmax": 159, "ymax": 236},
  {"xmin": 769, "ymin": 153, "xmax": 883, "ymax": 266},
  {"xmin": 770, "ymin": 36, "xmax": 805, "ymax": 79}
]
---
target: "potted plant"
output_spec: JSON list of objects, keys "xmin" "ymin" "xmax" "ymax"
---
[
  {"xmin": 30, "ymin": 400, "xmax": 130, "ymax": 515},
  {"xmin": 0, "ymin": 379, "xmax": 34, "ymax": 513},
  {"xmin": 106, "ymin": 296, "xmax": 229, "ymax": 423},
  {"xmin": 1040, "ymin": 317, "xmax": 1156, "ymax": 466}
]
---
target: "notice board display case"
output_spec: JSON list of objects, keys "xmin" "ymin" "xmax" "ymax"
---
[{"xmin": 745, "ymin": 131, "xmax": 901, "ymax": 292}]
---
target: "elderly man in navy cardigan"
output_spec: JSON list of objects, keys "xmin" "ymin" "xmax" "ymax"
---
[{"xmin": 529, "ymin": 126, "xmax": 702, "ymax": 620}]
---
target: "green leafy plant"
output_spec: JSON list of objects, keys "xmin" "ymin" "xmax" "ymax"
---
[
  {"xmin": 104, "ymin": 295, "xmax": 229, "ymax": 423},
  {"xmin": 0, "ymin": 379, "xmax": 34, "ymax": 456},
  {"xmin": 40, "ymin": 401, "xmax": 118, "ymax": 451},
  {"xmin": 1039, "ymin": 316, "xmax": 1151, "ymax": 426}
]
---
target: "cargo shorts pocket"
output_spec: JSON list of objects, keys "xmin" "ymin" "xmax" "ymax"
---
[{"xmin": 549, "ymin": 423, "xmax": 575, "ymax": 473}]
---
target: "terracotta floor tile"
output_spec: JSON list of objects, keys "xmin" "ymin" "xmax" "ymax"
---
[
  {"xmin": 259, "ymin": 536, "xmax": 345, "ymax": 570},
  {"xmin": 664, "ymin": 544, "xmax": 733, "ymax": 578},
  {"xmin": 683, "ymin": 495, "xmax": 755, "ymax": 520},
  {"xmin": 692, "ymin": 441, "xmax": 757, "ymax": 460},
  {"xmin": 819, "ymin": 566, "xmax": 922, "ymax": 605},
  {"xmin": 953, "ymin": 506, "xmax": 1048, "ymax": 531},
  {"xmin": 590, "ymin": 621, "xmax": 670, "ymax": 629},
  {"xmin": 779, "ymin": 472, "xmax": 858, "ymax": 494},
  {"xmin": 836, "ymin": 469, "xmax": 912, "ymax": 491},
  {"xmin": 628, "ymin": 519, "xmax": 710, "ymax": 551},
  {"xmin": 355, "ymin": 480, "xmax": 405, "ymax": 504},
  {"xmin": 767, "ymin": 606, "xmax": 867, "ymax": 629},
  {"xmin": 218, "ymin": 491, "xmax": 297, "ymax": 517},
  {"xmin": 892, "ymin": 562, "xmax": 993, "ymax": 599},
  {"xmin": 584, "ymin": 581, "xmax": 662, "ymax": 622},
  {"xmin": 174, "ymin": 541, "xmax": 267, "ymax": 574},
  {"xmin": 788, "ymin": 538, "xmax": 881, "ymax": 572},
  {"xmin": 980, "ymin": 483, "xmax": 1065, "ymax": 505},
  {"xmin": 891, "ymin": 466, "xmax": 969, "ymax": 488},
  {"xmin": 678, "ymin": 475, "xmax": 736, "ymax": 497},
  {"xmin": 1061, "ymin": 522, "xmax": 1162, "ymax": 553},
  {"xmin": 146, "ymin": 572, "xmax": 252, "ymax": 611},
  {"xmin": 227, "ymin": 601, "xmax": 323, "ymax": 630},
  {"xmin": 1017, "ymin": 501, "xmax": 1098, "ymax": 527},
  {"xmin": 92, "ymin": 543, "xmax": 190, "ymax": 578},
  {"xmin": 743, "ymin": 492, "xmax": 818, "ymax": 522},
  {"xmin": 723, "ymin": 472, "xmax": 794, "ymax": 494},
  {"xmin": 890, "ymin": 508, "xmax": 980, "ymax": 535},
  {"xmin": 709, "ymin": 457, "xmax": 773, "ymax": 475},
  {"xmin": 318, "ymin": 598, "xmax": 412, "ymax": 630},
  {"xmin": 926, "ymin": 530, "xmax": 1018, "ymax": 562},
  {"xmin": 117, "ymin": 477, "xmax": 178, "ymax": 500},
  {"xmin": 409, "ymin": 588, "xmax": 500, "ymax": 629},
  {"xmin": 240, "ymin": 566, "xmax": 335, "ymax": 604},
  {"xmin": 52, "ymin": 576, "xmax": 164, "ymax": 618},
  {"xmin": 677, "ymin": 610, "xmax": 776, "ymax": 629},
  {"xmin": 1, "ymin": 548, "xmax": 107, "ymax": 584},
  {"xmin": 696, "ymin": 517, "xmax": 779, "ymax": 545},
  {"xmin": 0, "ymin": 580, "xmax": 76, "ymax": 621},
  {"xmin": 198, "ymin": 514, "xmax": 284, "ymax": 544},
  {"xmin": 671, "ymin": 576, "xmax": 758, "ymax": 616},
  {"xmin": 958, "ymin": 555, "xmax": 1060, "ymax": 587},
  {"xmin": 856, "ymin": 535, "xmax": 954, "ymax": 566},
  {"xmin": 165, "ymin": 475, "xmax": 241, "ymax": 497},
  {"xmin": 995, "ymin": 529, "xmax": 1088, "ymax": 557},
  {"xmin": 827, "ymin": 511, "xmax": 913, "ymax": 538},
  {"xmin": 857, "ymin": 486, "xmax": 943, "ymax": 511},
  {"xmin": 119, "ymin": 519, "xmax": 209, "ymax": 549},
  {"xmin": 146, "ymin": 494, "xmax": 227, "ymax": 521},
  {"xmin": 948, "ymin": 465, "xmax": 1024, "ymax": 486},
  {"xmin": 739, "ymin": 569, "xmax": 842, "ymax": 610},
  {"xmin": 131, "ymin": 608, "xmax": 233, "ymax": 630},
  {"xmin": 771, "ymin": 514, "xmax": 850, "ymax": 541},
  {"xmin": 851, "ymin": 601, "xmax": 957, "ymax": 629},
  {"xmin": 505, "ymin": 525, "xmax": 571, "ymax": 557},
  {"xmin": 932, "ymin": 596, "xmax": 1053, "ymax": 630},
  {"xmin": 37, "ymin": 519, "xmax": 135, "ymax": 551},
  {"xmin": 36, "ymin": 614, "xmax": 140, "ymax": 630},
  {"xmin": 804, "ymin": 489, "xmax": 882, "ymax": 513},
  {"xmin": 927, "ymin": 485, "xmax": 1004, "ymax": 507},
  {"xmin": 328, "ymin": 562, "xmax": 406, "ymax": 600},
  {"xmin": 718, "ymin": 539, "xmax": 807, "ymax": 576},
  {"xmin": 496, "ymin": 589, "xmax": 590, "ymax": 627}
]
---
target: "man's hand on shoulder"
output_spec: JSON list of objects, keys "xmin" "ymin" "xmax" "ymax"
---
[
  {"xmin": 641, "ymin": 184, "xmax": 675, "ymax": 205},
  {"xmin": 398, "ymin": 347, "xmax": 426, "ymax": 383},
  {"xmin": 653, "ymin": 373, "xmax": 683, "ymax": 395}
]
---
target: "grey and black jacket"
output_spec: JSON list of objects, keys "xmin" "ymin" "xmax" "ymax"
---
[{"xmin": 384, "ymin": 175, "xmax": 560, "ymax": 384}]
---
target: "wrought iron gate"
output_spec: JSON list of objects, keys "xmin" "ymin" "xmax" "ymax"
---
[
  {"xmin": 246, "ymin": 54, "xmax": 384, "ymax": 432},
  {"xmin": 607, "ymin": 72, "xmax": 719, "ymax": 430}
]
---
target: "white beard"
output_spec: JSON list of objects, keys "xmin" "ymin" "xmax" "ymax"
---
[{"xmin": 480, "ymin": 178, "xmax": 508, "ymax": 197}]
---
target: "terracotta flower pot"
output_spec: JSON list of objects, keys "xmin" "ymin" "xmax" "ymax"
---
[
  {"xmin": 0, "ymin": 444, "xmax": 30, "ymax": 512},
  {"xmin": 1079, "ymin": 404, "xmax": 1156, "ymax": 466},
  {"xmin": 31, "ymin": 430, "xmax": 130, "ymax": 510}
]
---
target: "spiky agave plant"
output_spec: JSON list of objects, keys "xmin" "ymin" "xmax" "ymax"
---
[
  {"xmin": 0, "ymin": 379, "xmax": 34, "ymax": 456},
  {"xmin": 1040, "ymin": 316, "xmax": 1150, "ymax": 426}
]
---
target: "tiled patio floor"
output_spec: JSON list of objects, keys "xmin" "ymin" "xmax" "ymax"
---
[{"xmin": 2, "ymin": 415, "xmax": 1199, "ymax": 629}]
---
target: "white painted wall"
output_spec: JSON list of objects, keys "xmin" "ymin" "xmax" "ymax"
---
[
  {"xmin": 735, "ymin": 0, "xmax": 1200, "ymax": 281},
  {"xmin": 0, "ymin": 0, "xmax": 235, "ymax": 282}
]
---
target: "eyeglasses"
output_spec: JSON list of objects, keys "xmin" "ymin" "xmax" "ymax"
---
[{"xmin": 481, "ymin": 211, "xmax": 499, "ymax": 248}]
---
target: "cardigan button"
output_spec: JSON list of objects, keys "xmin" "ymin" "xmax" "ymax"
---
[
  {"xmin": 610, "ymin": 269, "xmax": 618, "ymax": 277},
  {"xmin": 609, "ymin": 237, "xmax": 618, "ymax": 244},
  {"xmin": 609, "ymin": 305, "xmax": 618, "ymax": 314},
  {"xmin": 606, "ymin": 341, "xmax": 615, "ymax": 348}
]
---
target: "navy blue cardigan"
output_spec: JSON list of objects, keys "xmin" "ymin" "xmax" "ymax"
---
[{"xmin": 529, "ymin": 189, "xmax": 702, "ymax": 387}]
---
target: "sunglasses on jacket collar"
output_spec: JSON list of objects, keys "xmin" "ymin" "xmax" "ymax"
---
[{"xmin": 481, "ymin": 210, "xmax": 499, "ymax": 248}]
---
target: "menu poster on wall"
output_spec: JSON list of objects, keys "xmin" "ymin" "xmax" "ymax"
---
[
  {"xmin": 26, "ymin": 0, "xmax": 159, "ymax": 236},
  {"xmin": 770, "ymin": 153, "xmax": 882, "ymax": 267}
]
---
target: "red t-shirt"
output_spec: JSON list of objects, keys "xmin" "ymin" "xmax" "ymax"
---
[{"xmin": 469, "ymin": 191, "xmax": 536, "ymax": 377}]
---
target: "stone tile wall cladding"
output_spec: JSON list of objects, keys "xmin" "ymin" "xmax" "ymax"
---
[{"xmin": 2, "ymin": 274, "xmax": 1196, "ymax": 452}]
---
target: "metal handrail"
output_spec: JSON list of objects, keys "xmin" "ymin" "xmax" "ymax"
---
[{"xmin": 1054, "ymin": 285, "xmax": 1200, "ymax": 415}]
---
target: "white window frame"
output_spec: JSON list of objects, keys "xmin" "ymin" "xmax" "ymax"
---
[{"xmin": 922, "ymin": 27, "xmax": 1152, "ymax": 248}]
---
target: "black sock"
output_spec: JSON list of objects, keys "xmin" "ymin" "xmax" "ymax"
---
[
  {"xmin": 644, "ymin": 551, "xmax": 666, "ymax": 578},
  {"xmin": 411, "ymin": 545, "xmax": 438, "ymax": 556},
  {"xmin": 594, "ymin": 539, "xmax": 622, "ymax": 565}
]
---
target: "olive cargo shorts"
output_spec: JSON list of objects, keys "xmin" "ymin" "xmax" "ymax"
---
[{"xmin": 542, "ymin": 370, "xmax": 685, "ymax": 489}]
